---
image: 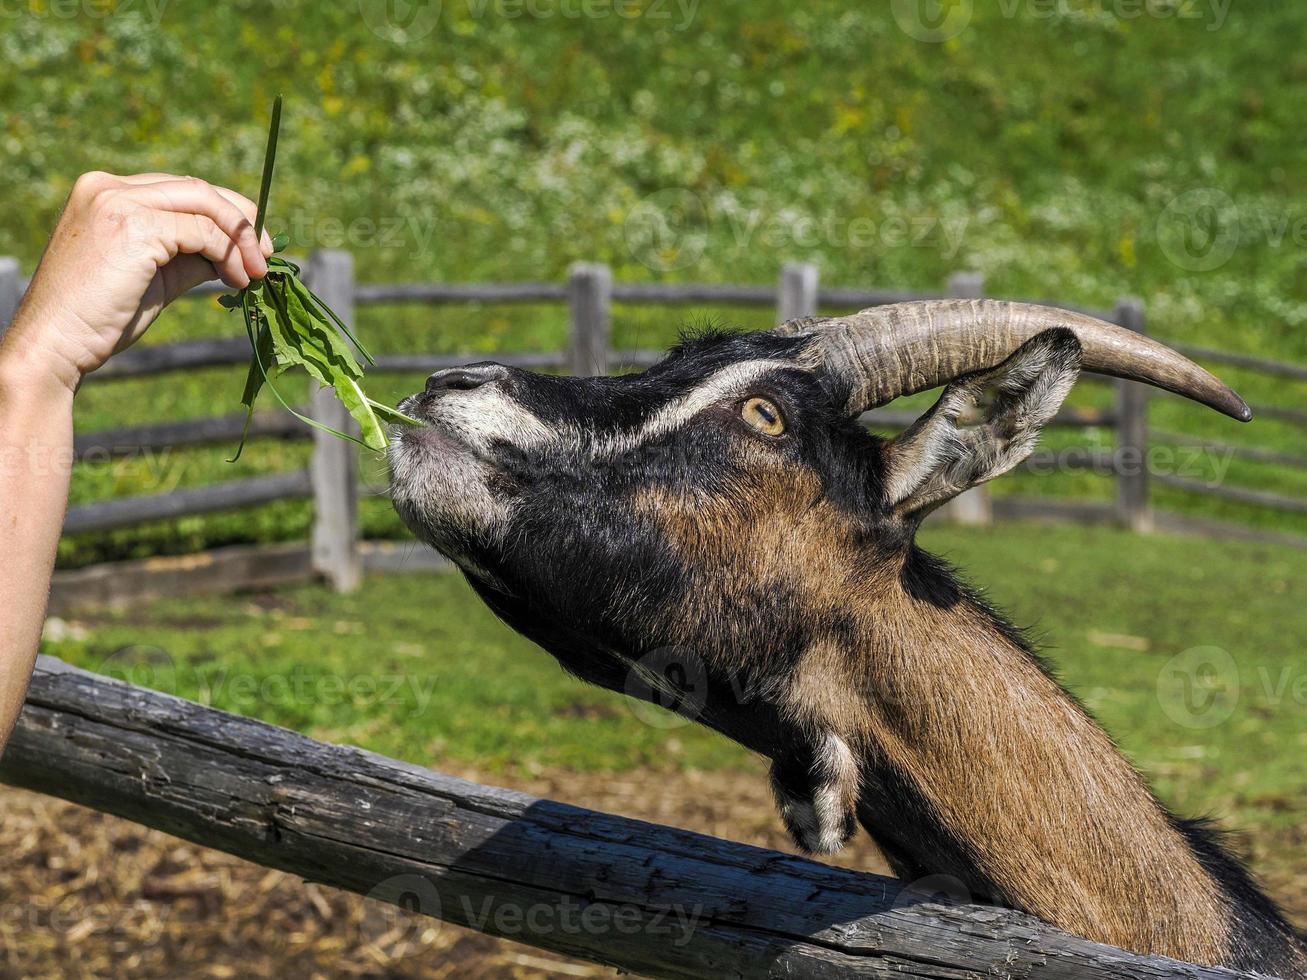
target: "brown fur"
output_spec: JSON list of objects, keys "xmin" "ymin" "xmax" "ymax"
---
[{"xmin": 634, "ymin": 455, "xmax": 1235, "ymax": 966}]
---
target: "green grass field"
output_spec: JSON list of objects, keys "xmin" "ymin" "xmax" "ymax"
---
[{"xmin": 0, "ymin": 2, "xmax": 1303, "ymax": 564}]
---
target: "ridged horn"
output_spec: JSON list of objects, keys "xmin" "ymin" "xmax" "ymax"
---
[{"xmin": 777, "ymin": 300, "xmax": 1251, "ymax": 422}]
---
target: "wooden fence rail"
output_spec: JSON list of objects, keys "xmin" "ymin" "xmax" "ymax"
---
[
  {"xmin": 0, "ymin": 656, "xmax": 1254, "ymax": 980},
  {"xmin": 0, "ymin": 254, "xmax": 1303, "ymax": 613}
]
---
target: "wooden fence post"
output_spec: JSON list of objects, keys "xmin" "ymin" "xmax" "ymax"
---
[
  {"xmin": 941, "ymin": 272, "xmax": 993, "ymax": 527},
  {"xmin": 568, "ymin": 262, "xmax": 611, "ymax": 376},
  {"xmin": 306, "ymin": 250, "xmax": 362, "ymax": 592},
  {"xmin": 0, "ymin": 257, "xmax": 21, "ymax": 335},
  {"xmin": 1115, "ymin": 297, "xmax": 1153, "ymax": 533},
  {"xmin": 777, "ymin": 262, "xmax": 819, "ymax": 324}
]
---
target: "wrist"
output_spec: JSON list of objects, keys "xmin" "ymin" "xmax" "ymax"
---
[{"xmin": 0, "ymin": 335, "xmax": 81, "ymax": 409}]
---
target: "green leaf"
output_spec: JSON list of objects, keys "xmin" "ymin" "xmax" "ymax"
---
[
  {"xmin": 334, "ymin": 375, "xmax": 390, "ymax": 451},
  {"xmin": 367, "ymin": 397, "xmax": 424, "ymax": 427},
  {"xmin": 253, "ymin": 95, "xmax": 282, "ymax": 240},
  {"xmin": 226, "ymin": 94, "xmax": 401, "ymax": 461}
]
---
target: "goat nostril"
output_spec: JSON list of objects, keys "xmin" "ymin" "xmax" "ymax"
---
[{"xmin": 424, "ymin": 362, "xmax": 509, "ymax": 395}]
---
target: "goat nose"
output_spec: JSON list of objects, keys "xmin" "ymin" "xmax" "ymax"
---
[{"xmin": 425, "ymin": 362, "xmax": 509, "ymax": 395}]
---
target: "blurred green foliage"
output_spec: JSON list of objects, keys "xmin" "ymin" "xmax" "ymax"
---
[{"xmin": 1, "ymin": 1, "xmax": 1304, "ymax": 559}]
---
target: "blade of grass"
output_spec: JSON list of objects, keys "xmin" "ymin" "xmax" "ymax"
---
[{"xmin": 253, "ymin": 94, "xmax": 282, "ymax": 240}]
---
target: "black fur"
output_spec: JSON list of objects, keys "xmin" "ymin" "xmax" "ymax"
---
[{"xmin": 391, "ymin": 328, "xmax": 1304, "ymax": 976}]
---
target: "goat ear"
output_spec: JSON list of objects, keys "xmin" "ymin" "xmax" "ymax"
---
[{"xmin": 883, "ymin": 328, "xmax": 1082, "ymax": 519}]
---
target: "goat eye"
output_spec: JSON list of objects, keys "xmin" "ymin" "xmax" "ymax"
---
[{"xmin": 740, "ymin": 397, "xmax": 785, "ymax": 436}]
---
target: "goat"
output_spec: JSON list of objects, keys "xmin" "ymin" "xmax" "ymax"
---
[{"xmin": 388, "ymin": 299, "xmax": 1306, "ymax": 976}]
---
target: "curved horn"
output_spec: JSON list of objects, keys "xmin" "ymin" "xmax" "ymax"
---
[{"xmin": 778, "ymin": 300, "xmax": 1251, "ymax": 422}]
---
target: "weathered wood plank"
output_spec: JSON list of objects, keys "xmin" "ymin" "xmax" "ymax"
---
[
  {"xmin": 73, "ymin": 410, "xmax": 305, "ymax": 460},
  {"xmin": 611, "ymin": 282, "xmax": 778, "ymax": 305},
  {"xmin": 86, "ymin": 337, "xmax": 251, "ymax": 380},
  {"xmin": 48, "ymin": 542, "xmax": 315, "ymax": 614},
  {"xmin": 991, "ymin": 496, "xmax": 1119, "ymax": 525},
  {"xmin": 777, "ymin": 262, "xmax": 819, "ymax": 324},
  {"xmin": 1165, "ymin": 341, "xmax": 1307, "ymax": 383},
  {"xmin": 62, "ymin": 470, "xmax": 313, "ymax": 535},
  {"xmin": 0, "ymin": 658, "xmax": 1250, "ymax": 980},
  {"xmin": 1149, "ymin": 431, "xmax": 1307, "ymax": 471},
  {"xmin": 306, "ymin": 250, "xmax": 362, "ymax": 593},
  {"xmin": 568, "ymin": 262, "xmax": 612, "ymax": 377},
  {"xmin": 1154, "ymin": 474, "xmax": 1307, "ymax": 513},
  {"xmin": 355, "ymin": 282, "xmax": 567, "ymax": 305},
  {"xmin": 0, "ymin": 256, "xmax": 21, "ymax": 332},
  {"xmin": 1150, "ymin": 511, "xmax": 1307, "ymax": 551}
]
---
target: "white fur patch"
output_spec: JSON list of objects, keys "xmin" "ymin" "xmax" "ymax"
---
[{"xmin": 590, "ymin": 359, "xmax": 802, "ymax": 456}]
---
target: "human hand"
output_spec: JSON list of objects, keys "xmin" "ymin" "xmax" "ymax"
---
[{"xmin": 0, "ymin": 171, "xmax": 273, "ymax": 395}]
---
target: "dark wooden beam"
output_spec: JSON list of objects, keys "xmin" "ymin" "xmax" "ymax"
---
[{"xmin": 0, "ymin": 658, "xmax": 1253, "ymax": 980}]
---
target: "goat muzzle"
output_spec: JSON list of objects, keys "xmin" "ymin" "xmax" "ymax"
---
[{"xmin": 775, "ymin": 300, "xmax": 1252, "ymax": 422}]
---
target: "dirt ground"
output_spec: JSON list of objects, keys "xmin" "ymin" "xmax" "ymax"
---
[
  {"xmin": 0, "ymin": 761, "xmax": 893, "ymax": 979},
  {"xmin": 1, "ymin": 761, "xmax": 1303, "ymax": 979}
]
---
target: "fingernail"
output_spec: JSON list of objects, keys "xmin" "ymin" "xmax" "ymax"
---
[{"xmin": 261, "ymin": 229, "xmax": 273, "ymax": 254}]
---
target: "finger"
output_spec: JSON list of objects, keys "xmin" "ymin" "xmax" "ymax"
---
[
  {"xmin": 115, "ymin": 175, "xmax": 272, "ymax": 255},
  {"xmin": 210, "ymin": 186, "xmax": 273, "ymax": 255},
  {"xmin": 107, "ymin": 172, "xmax": 188, "ymax": 185},
  {"xmin": 127, "ymin": 179, "xmax": 269, "ymax": 279},
  {"xmin": 158, "ymin": 211, "xmax": 254, "ymax": 288}
]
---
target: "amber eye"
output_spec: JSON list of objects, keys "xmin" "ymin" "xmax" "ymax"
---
[{"xmin": 740, "ymin": 397, "xmax": 785, "ymax": 436}]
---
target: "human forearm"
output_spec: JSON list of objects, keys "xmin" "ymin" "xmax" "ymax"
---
[
  {"xmin": 0, "ymin": 171, "xmax": 270, "ymax": 755},
  {"xmin": 0, "ymin": 339, "xmax": 76, "ymax": 746}
]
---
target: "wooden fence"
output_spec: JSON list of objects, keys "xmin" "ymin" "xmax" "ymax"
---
[
  {"xmin": 0, "ymin": 655, "xmax": 1259, "ymax": 979},
  {"xmin": 0, "ymin": 254, "xmax": 1303, "ymax": 612}
]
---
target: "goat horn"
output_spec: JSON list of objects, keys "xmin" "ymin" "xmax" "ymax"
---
[{"xmin": 777, "ymin": 300, "xmax": 1252, "ymax": 422}]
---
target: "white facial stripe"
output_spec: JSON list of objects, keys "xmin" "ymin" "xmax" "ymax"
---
[{"xmin": 596, "ymin": 359, "xmax": 799, "ymax": 455}]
